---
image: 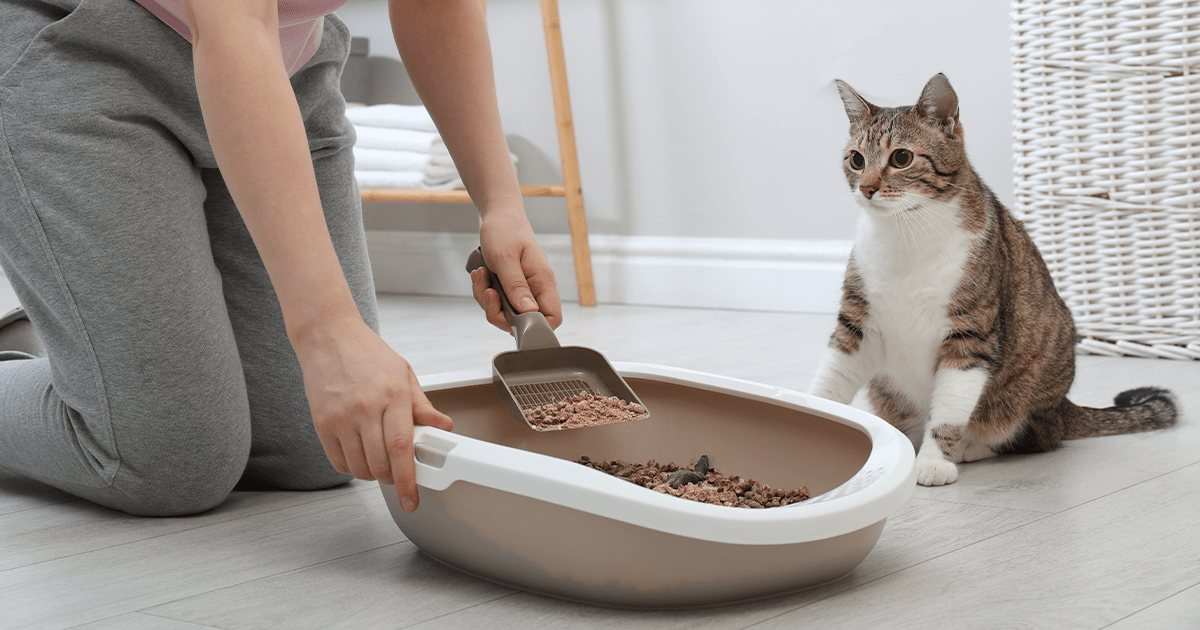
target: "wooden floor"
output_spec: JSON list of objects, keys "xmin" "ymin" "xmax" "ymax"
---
[{"xmin": 3, "ymin": 290, "xmax": 1199, "ymax": 629}]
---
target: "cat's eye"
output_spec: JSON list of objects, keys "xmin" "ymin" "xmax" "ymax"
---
[
  {"xmin": 889, "ymin": 149, "xmax": 913, "ymax": 169},
  {"xmin": 848, "ymin": 151, "xmax": 865, "ymax": 171}
]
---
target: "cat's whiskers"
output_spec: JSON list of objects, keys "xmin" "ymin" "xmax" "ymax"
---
[
  {"xmin": 892, "ymin": 195, "xmax": 936, "ymax": 244},
  {"xmin": 896, "ymin": 212, "xmax": 920, "ymax": 277},
  {"xmin": 875, "ymin": 195, "xmax": 934, "ymax": 261},
  {"xmin": 888, "ymin": 198, "xmax": 924, "ymax": 276},
  {"xmin": 901, "ymin": 192, "xmax": 955, "ymax": 243},
  {"xmin": 902, "ymin": 204, "xmax": 936, "ymax": 276}
]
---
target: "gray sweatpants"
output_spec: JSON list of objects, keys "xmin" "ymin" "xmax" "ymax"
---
[{"xmin": 0, "ymin": 0, "xmax": 375, "ymax": 515}]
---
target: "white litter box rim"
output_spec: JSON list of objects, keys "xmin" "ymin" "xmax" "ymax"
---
[{"xmin": 412, "ymin": 362, "xmax": 916, "ymax": 546}]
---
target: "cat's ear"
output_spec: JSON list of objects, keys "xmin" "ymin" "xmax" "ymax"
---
[
  {"xmin": 916, "ymin": 73, "xmax": 961, "ymax": 136},
  {"xmin": 835, "ymin": 80, "xmax": 877, "ymax": 123}
]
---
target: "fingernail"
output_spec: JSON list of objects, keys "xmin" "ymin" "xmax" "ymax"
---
[
  {"xmin": 400, "ymin": 496, "xmax": 416, "ymax": 512},
  {"xmin": 520, "ymin": 297, "xmax": 537, "ymax": 312}
]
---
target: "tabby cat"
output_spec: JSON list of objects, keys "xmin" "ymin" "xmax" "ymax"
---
[{"xmin": 808, "ymin": 73, "xmax": 1178, "ymax": 486}]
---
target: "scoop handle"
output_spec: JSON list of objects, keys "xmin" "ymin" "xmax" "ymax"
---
[{"xmin": 465, "ymin": 247, "xmax": 560, "ymax": 351}]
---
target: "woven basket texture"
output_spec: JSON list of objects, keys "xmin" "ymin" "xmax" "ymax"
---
[{"xmin": 1013, "ymin": 0, "xmax": 1200, "ymax": 359}]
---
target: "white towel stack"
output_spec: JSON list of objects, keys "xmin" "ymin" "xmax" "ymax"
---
[
  {"xmin": 347, "ymin": 104, "xmax": 517, "ymax": 191},
  {"xmin": 347, "ymin": 104, "xmax": 460, "ymax": 190}
]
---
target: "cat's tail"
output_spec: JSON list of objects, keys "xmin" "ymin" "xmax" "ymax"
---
[{"xmin": 1063, "ymin": 387, "xmax": 1179, "ymax": 439}]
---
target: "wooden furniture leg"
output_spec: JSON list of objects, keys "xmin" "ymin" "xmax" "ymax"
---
[{"xmin": 540, "ymin": 0, "xmax": 596, "ymax": 306}]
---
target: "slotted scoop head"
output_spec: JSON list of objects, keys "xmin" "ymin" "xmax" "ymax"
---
[{"xmin": 466, "ymin": 248, "xmax": 649, "ymax": 431}]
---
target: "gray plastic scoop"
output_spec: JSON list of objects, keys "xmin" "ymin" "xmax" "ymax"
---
[{"xmin": 466, "ymin": 247, "xmax": 649, "ymax": 431}]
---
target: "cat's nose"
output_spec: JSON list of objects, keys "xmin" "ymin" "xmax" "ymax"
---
[{"xmin": 859, "ymin": 184, "xmax": 878, "ymax": 198}]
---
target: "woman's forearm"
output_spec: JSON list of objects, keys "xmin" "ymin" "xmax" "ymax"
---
[
  {"xmin": 388, "ymin": 0, "xmax": 523, "ymax": 217},
  {"xmin": 184, "ymin": 0, "xmax": 362, "ymax": 343},
  {"xmin": 178, "ymin": 1, "xmax": 459, "ymax": 513},
  {"xmin": 388, "ymin": 0, "xmax": 562, "ymax": 327}
]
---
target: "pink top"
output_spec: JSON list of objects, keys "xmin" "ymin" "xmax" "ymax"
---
[{"xmin": 133, "ymin": 0, "xmax": 351, "ymax": 76}]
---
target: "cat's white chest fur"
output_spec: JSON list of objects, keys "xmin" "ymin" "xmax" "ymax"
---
[{"xmin": 853, "ymin": 199, "xmax": 978, "ymax": 415}]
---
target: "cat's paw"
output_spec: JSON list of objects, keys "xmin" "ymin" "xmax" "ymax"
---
[{"xmin": 915, "ymin": 457, "xmax": 958, "ymax": 486}]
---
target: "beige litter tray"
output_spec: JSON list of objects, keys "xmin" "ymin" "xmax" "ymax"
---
[{"xmin": 380, "ymin": 363, "xmax": 916, "ymax": 609}]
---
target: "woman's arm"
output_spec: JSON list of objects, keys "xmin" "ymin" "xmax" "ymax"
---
[
  {"xmin": 181, "ymin": 0, "xmax": 452, "ymax": 512},
  {"xmin": 388, "ymin": 0, "xmax": 563, "ymax": 331}
]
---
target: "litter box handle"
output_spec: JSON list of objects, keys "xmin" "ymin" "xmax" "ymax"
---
[
  {"xmin": 465, "ymin": 247, "xmax": 560, "ymax": 351},
  {"xmin": 411, "ymin": 426, "xmax": 552, "ymax": 494},
  {"xmin": 409, "ymin": 427, "xmax": 684, "ymax": 534},
  {"xmin": 412, "ymin": 426, "xmax": 603, "ymax": 508}
]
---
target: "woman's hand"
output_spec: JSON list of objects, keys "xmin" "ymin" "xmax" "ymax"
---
[
  {"xmin": 473, "ymin": 201, "xmax": 562, "ymax": 332},
  {"xmin": 293, "ymin": 316, "xmax": 453, "ymax": 513}
]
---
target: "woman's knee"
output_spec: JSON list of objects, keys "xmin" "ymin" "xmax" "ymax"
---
[
  {"xmin": 106, "ymin": 397, "xmax": 253, "ymax": 516},
  {"xmin": 112, "ymin": 432, "xmax": 250, "ymax": 517}
]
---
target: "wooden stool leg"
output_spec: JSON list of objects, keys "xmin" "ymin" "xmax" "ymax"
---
[{"xmin": 540, "ymin": 0, "xmax": 597, "ymax": 306}]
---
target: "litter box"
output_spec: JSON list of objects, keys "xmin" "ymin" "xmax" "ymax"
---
[{"xmin": 379, "ymin": 362, "xmax": 916, "ymax": 609}]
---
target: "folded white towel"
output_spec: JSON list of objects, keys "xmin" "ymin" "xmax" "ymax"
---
[
  {"xmin": 354, "ymin": 126, "xmax": 449, "ymax": 155},
  {"xmin": 355, "ymin": 170, "xmax": 424, "ymax": 190},
  {"xmin": 422, "ymin": 163, "xmax": 462, "ymax": 186},
  {"xmin": 352, "ymin": 147, "xmax": 464, "ymax": 187},
  {"xmin": 345, "ymin": 104, "xmax": 438, "ymax": 133},
  {"xmin": 355, "ymin": 170, "xmax": 464, "ymax": 191},
  {"xmin": 351, "ymin": 116, "xmax": 519, "ymax": 191},
  {"xmin": 352, "ymin": 147, "xmax": 432, "ymax": 173}
]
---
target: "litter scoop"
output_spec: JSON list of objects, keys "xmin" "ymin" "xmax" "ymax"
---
[{"xmin": 466, "ymin": 247, "xmax": 650, "ymax": 431}]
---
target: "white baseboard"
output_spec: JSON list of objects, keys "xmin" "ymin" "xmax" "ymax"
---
[{"xmin": 365, "ymin": 231, "xmax": 852, "ymax": 314}]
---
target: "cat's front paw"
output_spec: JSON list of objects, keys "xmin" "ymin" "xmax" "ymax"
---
[{"xmin": 915, "ymin": 457, "xmax": 958, "ymax": 486}]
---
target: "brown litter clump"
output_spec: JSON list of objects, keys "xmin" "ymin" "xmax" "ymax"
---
[
  {"xmin": 577, "ymin": 455, "xmax": 809, "ymax": 509},
  {"xmin": 523, "ymin": 392, "xmax": 646, "ymax": 431}
]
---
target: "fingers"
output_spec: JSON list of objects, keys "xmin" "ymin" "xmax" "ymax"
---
[
  {"xmin": 339, "ymin": 432, "xmax": 373, "ymax": 480},
  {"xmin": 474, "ymin": 248, "xmax": 562, "ymax": 330},
  {"xmin": 360, "ymin": 420, "xmax": 394, "ymax": 486},
  {"xmin": 411, "ymin": 372, "xmax": 454, "ymax": 432},
  {"xmin": 526, "ymin": 257, "xmax": 562, "ymax": 330},
  {"xmin": 381, "ymin": 399, "xmax": 418, "ymax": 512},
  {"xmin": 381, "ymin": 371, "xmax": 453, "ymax": 512},
  {"xmin": 491, "ymin": 255, "xmax": 540, "ymax": 315},
  {"xmin": 318, "ymin": 434, "xmax": 351, "ymax": 476},
  {"xmin": 470, "ymin": 267, "xmax": 509, "ymax": 332},
  {"xmin": 324, "ymin": 429, "xmax": 387, "ymax": 483}
]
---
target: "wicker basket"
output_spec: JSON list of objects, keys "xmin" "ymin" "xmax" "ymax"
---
[{"xmin": 1012, "ymin": 0, "xmax": 1200, "ymax": 359}]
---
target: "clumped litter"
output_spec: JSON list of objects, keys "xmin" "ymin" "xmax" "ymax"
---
[
  {"xmin": 523, "ymin": 392, "xmax": 646, "ymax": 431},
  {"xmin": 577, "ymin": 454, "xmax": 810, "ymax": 508}
]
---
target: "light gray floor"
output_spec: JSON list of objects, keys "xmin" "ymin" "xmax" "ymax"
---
[{"xmin": 3, "ymin": 285, "xmax": 1199, "ymax": 630}]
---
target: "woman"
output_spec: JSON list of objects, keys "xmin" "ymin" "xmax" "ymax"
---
[{"xmin": 0, "ymin": 0, "xmax": 560, "ymax": 516}]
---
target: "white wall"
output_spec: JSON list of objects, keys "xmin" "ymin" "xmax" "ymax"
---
[{"xmin": 336, "ymin": 0, "xmax": 1014, "ymax": 310}]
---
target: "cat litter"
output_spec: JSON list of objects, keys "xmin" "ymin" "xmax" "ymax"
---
[
  {"xmin": 577, "ymin": 454, "xmax": 810, "ymax": 508},
  {"xmin": 523, "ymin": 391, "xmax": 647, "ymax": 430}
]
